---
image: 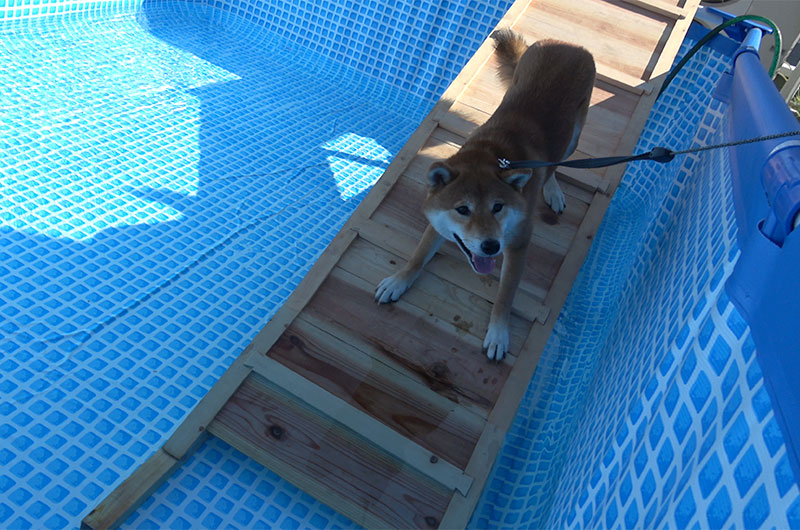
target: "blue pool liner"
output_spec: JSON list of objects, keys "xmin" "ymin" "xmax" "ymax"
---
[{"xmin": 723, "ymin": 29, "xmax": 800, "ymax": 488}]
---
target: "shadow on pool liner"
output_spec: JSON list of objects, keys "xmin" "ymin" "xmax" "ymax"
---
[{"xmin": 0, "ymin": 3, "xmax": 424, "ymax": 374}]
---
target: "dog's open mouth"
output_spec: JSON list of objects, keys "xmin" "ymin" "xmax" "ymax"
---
[{"xmin": 453, "ymin": 233, "xmax": 496, "ymax": 275}]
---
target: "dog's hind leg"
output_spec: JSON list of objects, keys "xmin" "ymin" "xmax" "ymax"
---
[
  {"xmin": 563, "ymin": 117, "xmax": 584, "ymax": 159},
  {"xmin": 543, "ymin": 117, "xmax": 585, "ymax": 214},
  {"xmin": 375, "ymin": 224, "xmax": 444, "ymax": 304},
  {"xmin": 543, "ymin": 169, "xmax": 567, "ymax": 213}
]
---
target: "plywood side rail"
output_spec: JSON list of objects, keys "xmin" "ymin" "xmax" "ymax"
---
[
  {"xmin": 595, "ymin": 67, "xmax": 652, "ymax": 95},
  {"xmin": 82, "ymin": 436, "xmax": 208, "ymax": 530},
  {"xmin": 619, "ymin": 0, "xmax": 685, "ymax": 20}
]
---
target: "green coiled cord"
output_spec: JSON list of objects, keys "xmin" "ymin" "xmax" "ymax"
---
[{"xmin": 658, "ymin": 14, "xmax": 782, "ymax": 98}]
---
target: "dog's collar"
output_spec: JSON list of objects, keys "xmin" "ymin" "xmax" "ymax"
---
[{"xmin": 498, "ymin": 158, "xmax": 555, "ymax": 169}]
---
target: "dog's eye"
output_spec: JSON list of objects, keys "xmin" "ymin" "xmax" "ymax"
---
[
  {"xmin": 455, "ymin": 205, "xmax": 470, "ymax": 216},
  {"xmin": 492, "ymin": 203, "xmax": 504, "ymax": 213}
]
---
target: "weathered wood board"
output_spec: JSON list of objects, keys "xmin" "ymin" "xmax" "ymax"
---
[{"xmin": 83, "ymin": 0, "xmax": 700, "ymax": 528}]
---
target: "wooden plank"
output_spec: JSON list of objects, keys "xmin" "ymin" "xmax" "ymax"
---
[
  {"xmin": 209, "ymin": 374, "xmax": 452, "ymax": 530},
  {"xmin": 268, "ymin": 316, "xmax": 486, "ymax": 468},
  {"xmin": 302, "ymin": 267, "xmax": 512, "ymax": 411},
  {"xmin": 297, "ymin": 312, "xmax": 493, "ymax": 421},
  {"xmin": 619, "ymin": 0, "xmax": 685, "ymax": 19},
  {"xmin": 405, "ymin": 132, "xmax": 463, "ymax": 184},
  {"xmin": 339, "ymin": 237, "xmax": 532, "ymax": 350},
  {"xmin": 245, "ymin": 353, "xmax": 474, "ymax": 494},
  {"xmin": 648, "ymin": 0, "xmax": 701, "ymax": 79},
  {"xmin": 559, "ymin": 171, "xmax": 605, "ymax": 201},
  {"xmin": 82, "ymin": 449, "xmax": 177, "ymax": 530},
  {"xmin": 438, "ymin": 105, "xmax": 485, "ymax": 139},
  {"xmin": 530, "ymin": 186, "xmax": 590, "ymax": 252},
  {"xmin": 581, "ymin": 80, "xmax": 641, "ymax": 158},
  {"xmin": 356, "ymin": 219, "xmax": 550, "ymax": 324},
  {"xmin": 435, "ymin": 105, "xmax": 485, "ymax": 141},
  {"xmin": 455, "ymin": 56, "xmax": 506, "ymax": 115},
  {"xmin": 595, "ymin": 66, "xmax": 651, "ymax": 95},
  {"xmin": 522, "ymin": 237, "xmax": 569, "ymax": 299},
  {"xmin": 516, "ymin": 0, "xmax": 670, "ymax": 81},
  {"xmin": 370, "ymin": 174, "xmax": 430, "ymax": 237}
]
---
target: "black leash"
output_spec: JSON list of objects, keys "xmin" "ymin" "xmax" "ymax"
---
[{"xmin": 497, "ymin": 130, "xmax": 800, "ymax": 171}]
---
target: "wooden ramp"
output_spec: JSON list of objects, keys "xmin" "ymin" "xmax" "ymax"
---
[{"xmin": 84, "ymin": 0, "xmax": 700, "ymax": 528}]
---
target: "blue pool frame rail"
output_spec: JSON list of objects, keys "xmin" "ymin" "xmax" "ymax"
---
[{"xmin": 722, "ymin": 27, "xmax": 800, "ymax": 488}]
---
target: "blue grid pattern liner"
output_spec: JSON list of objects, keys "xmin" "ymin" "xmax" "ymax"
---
[
  {"xmin": 0, "ymin": 0, "xmax": 512, "ymax": 528},
  {"xmin": 471, "ymin": 34, "xmax": 800, "ymax": 528}
]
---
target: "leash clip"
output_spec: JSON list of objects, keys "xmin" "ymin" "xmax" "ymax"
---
[
  {"xmin": 498, "ymin": 158, "xmax": 511, "ymax": 169},
  {"xmin": 648, "ymin": 147, "xmax": 675, "ymax": 163}
]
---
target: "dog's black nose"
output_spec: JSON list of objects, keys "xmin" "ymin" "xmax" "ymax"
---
[{"xmin": 481, "ymin": 239, "xmax": 500, "ymax": 255}]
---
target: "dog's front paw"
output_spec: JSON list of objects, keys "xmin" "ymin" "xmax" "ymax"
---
[
  {"xmin": 543, "ymin": 176, "xmax": 567, "ymax": 214},
  {"xmin": 483, "ymin": 321, "xmax": 510, "ymax": 361},
  {"xmin": 375, "ymin": 272, "xmax": 414, "ymax": 304}
]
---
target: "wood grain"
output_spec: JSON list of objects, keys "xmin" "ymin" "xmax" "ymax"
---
[
  {"xmin": 266, "ymin": 316, "xmax": 485, "ymax": 468},
  {"xmin": 210, "ymin": 374, "xmax": 451, "ymax": 529},
  {"xmin": 302, "ymin": 267, "xmax": 512, "ymax": 412}
]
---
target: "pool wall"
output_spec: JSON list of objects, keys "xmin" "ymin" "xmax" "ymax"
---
[
  {"xmin": 1, "ymin": 0, "xmax": 511, "ymax": 105},
  {"xmin": 203, "ymin": 0, "xmax": 507, "ymax": 101},
  {"xmin": 472, "ymin": 24, "xmax": 800, "ymax": 529},
  {"xmin": 0, "ymin": 0, "xmax": 142, "ymax": 24}
]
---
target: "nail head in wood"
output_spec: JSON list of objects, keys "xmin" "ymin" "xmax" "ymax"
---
[{"xmin": 269, "ymin": 425, "xmax": 284, "ymax": 440}]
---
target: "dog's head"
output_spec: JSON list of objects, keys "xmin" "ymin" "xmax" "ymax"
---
[{"xmin": 422, "ymin": 159, "xmax": 534, "ymax": 275}]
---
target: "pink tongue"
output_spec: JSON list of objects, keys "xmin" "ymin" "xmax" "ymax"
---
[{"xmin": 472, "ymin": 255, "xmax": 496, "ymax": 274}]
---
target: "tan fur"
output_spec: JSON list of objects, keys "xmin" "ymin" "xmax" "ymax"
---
[{"xmin": 376, "ymin": 30, "xmax": 596, "ymax": 361}]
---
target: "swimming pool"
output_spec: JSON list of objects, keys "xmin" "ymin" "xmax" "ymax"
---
[{"xmin": 2, "ymin": 1, "xmax": 799, "ymax": 529}]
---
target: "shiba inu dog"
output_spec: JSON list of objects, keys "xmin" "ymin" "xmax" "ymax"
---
[{"xmin": 375, "ymin": 29, "xmax": 596, "ymax": 361}]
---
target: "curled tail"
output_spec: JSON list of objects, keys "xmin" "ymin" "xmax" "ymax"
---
[{"xmin": 490, "ymin": 28, "xmax": 528, "ymax": 86}]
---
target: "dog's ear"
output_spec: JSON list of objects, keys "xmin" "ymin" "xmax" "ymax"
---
[
  {"xmin": 501, "ymin": 168, "xmax": 534, "ymax": 191},
  {"xmin": 428, "ymin": 161, "xmax": 456, "ymax": 189}
]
